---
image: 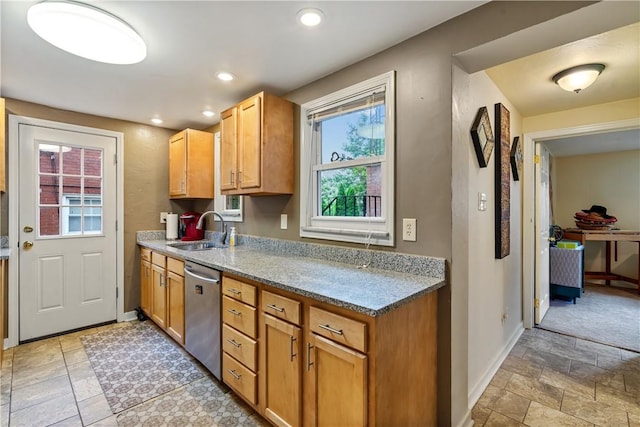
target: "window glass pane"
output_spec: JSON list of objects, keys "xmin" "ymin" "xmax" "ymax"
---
[
  {"xmin": 68, "ymin": 216, "xmax": 81, "ymax": 234},
  {"xmin": 225, "ymin": 195, "xmax": 241, "ymax": 210},
  {"xmin": 39, "ymin": 174, "xmax": 60, "ymax": 205},
  {"xmin": 63, "ymin": 176, "xmax": 82, "ymax": 198},
  {"xmin": 84, "ymin": 178, "xmax": 102, "ymax": 201},
  {"xmin": 40, "ymin": 207, "xmax": 60, "ymax": 236},
  {"xmin": 84, "ymin": 149, "xmax": 102, "ymax": 177},
  {"xmin": 62, "ymin": 147, "xmax": 82, "ymax": 175},
  {"xmin": 84, "ymin": 208, "xmax": 102, "ymax": 233},
  {"xmin": 39, "ymin": 144, "xmax": 61, "ymax": 173},
  {"xmin": 319, "ymin": 163, "xmax": 382, "ymax": 217},
  {"xmin": 320, "ymin": 104, "xmax": 385, "ymax": 165}
]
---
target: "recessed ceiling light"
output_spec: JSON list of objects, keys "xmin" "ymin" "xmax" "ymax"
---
[
  {"xmin": 202, "ymin": 110, "xmax": 215, "ymax": 118},
  {"xmin": 151, "ymin": 118, "xmax": 163, "ymax": 125},
  {"xmin": 216, "ymin": 72, "xmax": 235, "ymax": 82},
  {"xmin": 27, "ymin": 1, "xmax": 147, "ymax": 64},
  {"xmin": 297, "ymin": 8, "xmax": 324, "ymax": 27}
]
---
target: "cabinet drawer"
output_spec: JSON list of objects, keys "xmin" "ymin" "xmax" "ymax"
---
[
  {"xmin": 309, "ymin": 307, "xmax": 367, "ymax": 353},
  {"xmin": 222, "ymin": 296, "xmax": 257, "ymax": 338},
  {"xmin": 223, "ymin": 353, "xmax": 257, "ymax": 405},
  {"xmin": 167, "ymin": 257, "xmax": 184, "ymax": 275},
  {"xmin": 151, "ymin": 252, "xmax": 166, "ymax": 267},
  {"xmin": 222, "ymin": 324, "xmax": 257, "ymax": 371},
  {"xmin": 222, "ymin": 277, "xmax": 257, "ymax": 307},
  {"xmin": 261, "ymin": 290, "xmax": 301, "ymax": 326},
  {"xmin": 140, "ymin": 247, "xmax": 151, "ymax": 262}
]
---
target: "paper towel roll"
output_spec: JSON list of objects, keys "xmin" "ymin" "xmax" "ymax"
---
[{"xmin": 166, "ymin": 213, "xmax": 178, "ymax": 240}]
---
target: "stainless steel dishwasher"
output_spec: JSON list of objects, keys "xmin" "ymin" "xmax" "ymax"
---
[{"xmin": 184, "ymin": 261, "xmax": 221, "ymax": 379}]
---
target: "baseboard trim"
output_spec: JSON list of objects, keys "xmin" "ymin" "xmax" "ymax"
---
[
  {"xmin": 455, "ymin": 410, "xmax": 474, "ymax": 427},
  {"xmin": 121, "ymin": 310, "xmax": 138, "ymax": 322},
  {"xmin": 468, "ymin": 323, "xmax": 524, "ymax": 406}
]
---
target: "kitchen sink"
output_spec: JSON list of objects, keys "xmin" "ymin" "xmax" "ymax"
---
[{"xmin": 168, "ymin": 241, "xmax": 228, "ymax": 251}]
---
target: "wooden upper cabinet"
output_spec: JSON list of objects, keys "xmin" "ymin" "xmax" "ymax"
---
[
  {"xmin": 220, "ymin": 92, "xmax": 293, "ymax": 196},
  {"xmin": 0, "ymin": 97, "xmax": 5, "ymax": 193},
  {"xmin": 169, "ymin": 128, "xmax": 214, "ymax": 199}
]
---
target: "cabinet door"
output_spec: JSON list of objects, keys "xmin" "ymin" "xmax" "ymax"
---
[
  {"xmin": 238, "ymin": 95, "xmax": 261, "ymax": 190},
  {"xmin": 140, "ymin": 259, "xmax": 151, "ymax": 316},
  {"xmin": 263, "ymin": 314, "xmax": 301, "ymax": 427},
  {"xmin": 220, "ymin": 107, "xmax": 238, "ymax": 192},
  {"xmin": 166, "ymin": 271, "xmax": 184, "ymax": 344},
  {"xmin": 306, "ymin": 334, "xmax": 367, "ymax": 427},
  {"xmin": 169, "ymin": 132, "xmax": 187, "ymax": 197},
  {"xmin": 150, "ymin": 263, "xmax": 167, "ymax": 329}
]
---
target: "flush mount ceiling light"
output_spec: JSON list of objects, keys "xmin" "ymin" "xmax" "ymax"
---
[
  {"xmin": 297, "ymin": 8, "xmax": 324, "ymax": 27},
  {"xmin": 202, "ymin": 110, "xmax": 215, "ymax": 118},
  {"xmin": 27, "ymin": 0, "xmax": 147, "ymax": 64},
  {"xmin": 150, "ymin": 118, "xmax": 163, "ymax": 125},
  {"xmin": 552, "ymin": 63, "xmax": 605, "ymax": 93},
  {"xmin": 216, "ymin": 71, "xmax": 235, "ymax": 82}
]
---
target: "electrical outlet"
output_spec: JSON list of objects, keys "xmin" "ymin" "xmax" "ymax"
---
[
  {"xmin": 402, "ymin": 218, "xmax": 417, "ymax": 241},
  {"xmin": 160, "ymin": 212, "xmax": 168, "ymax": 224},
  {"xmin": 280, "ymin": 214, "xmax": 288, "ymax": 230},
  {"xmin": 478, "ymin": 192, "xmax": 487, "ymax": 211}
]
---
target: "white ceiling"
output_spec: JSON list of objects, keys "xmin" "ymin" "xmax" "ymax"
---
[
  {"xmin": 1, "ymin": 1, "xmax": 638, "ymax": 157},
  {"xmin": 0, "ymin": 0, "xmax": 486, "ymax": 130}
]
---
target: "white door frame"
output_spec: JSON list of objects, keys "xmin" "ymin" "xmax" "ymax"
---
[
  {"xmin": 6, "ymin": 115, "xmax": 125, "ymax": 348},
  {"xmin": 522, "ymin": 117, "xmax": 640, "ymax": 328}
]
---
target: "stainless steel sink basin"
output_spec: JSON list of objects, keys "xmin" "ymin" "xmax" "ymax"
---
[{"xmin": 168, "ymin": 241, "xmax": 228, "ymax": 251}]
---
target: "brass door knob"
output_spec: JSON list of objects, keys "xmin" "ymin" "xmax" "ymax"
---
[{"xmin": 23, "ymin": 241, "xmax": 34, "ymax": 250}]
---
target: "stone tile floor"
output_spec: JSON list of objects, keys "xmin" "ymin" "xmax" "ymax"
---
[
  {"xmin": 1, "ymin": 322, "xmax": 638, "ymax": 426},
  {"xmin": 472, "ymin": 328, "xmax": 640, "ymax": 427}
]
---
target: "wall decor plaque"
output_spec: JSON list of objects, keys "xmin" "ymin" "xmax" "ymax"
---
[
  {"xmin": 494, "ymin": 103, "xmax": 510, "ymax": 259},
  {"xmin": 470, "ymin": 106, "xmax": 494, "ymax": 168},
  {"xmin": 510, "ymin": 136, "xmax": 522, "ymax": 181}
]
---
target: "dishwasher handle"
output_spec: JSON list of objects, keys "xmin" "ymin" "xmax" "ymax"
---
[{"xmin": 184, "ymin": 267, "xmax": 220, "ymax": 284}]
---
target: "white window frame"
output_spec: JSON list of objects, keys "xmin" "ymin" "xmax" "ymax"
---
[
  {"xmin": 213, "ymin": 132, "xmax": 243, "ymax": 222},
  {"xmin": 299, "ymin": 71, "xmax": 395, "ymax": 246},
  {"xmin": 61, "ymin": 194, "xmax": 103, "ymax": 235}
]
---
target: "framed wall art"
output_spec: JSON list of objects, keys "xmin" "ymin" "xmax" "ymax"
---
[
  {"xmin": 510, "ymin": 136, "xmax": 522, "ymax": 181},
  {"xmin": 494, "ymin": 103, "xmax": 510, "ymax": 259},
  {"xmin": 470, "ymin": 106, "xmax": 494, "ymax": 168}
]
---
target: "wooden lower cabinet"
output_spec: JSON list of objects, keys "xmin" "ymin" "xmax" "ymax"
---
[
  {"xmin": 262, "ymin": 313, "xmax": 301, "ymax": 427},
  {"xmin": 141, "ymin": 247, "xmax": 185, "ymax": 345},
  {"xmin": 306, "ymin": 334, "xmax": 367, "ymax": 427},
  {"xmin": 224, "ymin": 274, "xmax": 438, "ymax": 427}
]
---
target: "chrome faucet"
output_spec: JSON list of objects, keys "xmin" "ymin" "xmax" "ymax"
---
[{"xmin": 196, "ymin": 211, "xmax": 227, "ymax": 245}]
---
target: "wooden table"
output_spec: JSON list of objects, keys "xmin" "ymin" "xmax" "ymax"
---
[{"xmin": 562, "ymin": 228, "xmax": 640, "ymax": 294}]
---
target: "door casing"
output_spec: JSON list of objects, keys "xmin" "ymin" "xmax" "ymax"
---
[{"xmin": 7, "ymin": 115, "xmax": 125, "ymax": 348}]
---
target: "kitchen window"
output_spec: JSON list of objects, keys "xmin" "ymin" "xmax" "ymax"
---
[{"xmin": 299, "ymin": 71, "xmax": 395, "ymax": 246}]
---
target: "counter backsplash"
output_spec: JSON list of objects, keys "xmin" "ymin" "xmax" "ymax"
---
[{"xmin": 136, "ymin": 230, "xmax": 445, "ymax": 280}]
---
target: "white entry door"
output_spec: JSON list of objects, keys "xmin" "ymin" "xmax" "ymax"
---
[
  {"xmin": 534, "ymin": 143, "xmax": 551, "ymax": 324},
  {"xmin": 19, "ymin": 123, "xmax": 117, "ymax": 341}
]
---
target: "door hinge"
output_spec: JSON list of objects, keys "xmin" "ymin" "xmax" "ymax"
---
[
  {"xmin": 114, "ymin": 154, "xmax": 117, "ymax": 165},
  {"xmin": 115, "ymin": 220, "xmax": 118, "ymax": 231},
  {"xmin": 534, "ymin": 155, "xmax": 540, "ymax": 164},
  {"xmin": 116, "ymin": 287, "xmax": 119, "ymax": 299},
  {"xmin": 534, "ymin": 298, "xmax": 540, "ymax": 308}
]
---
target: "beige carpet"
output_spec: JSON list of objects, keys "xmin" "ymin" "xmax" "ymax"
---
[
  {"xmin": 539, "ymin": 283, "xmax": 640, "ymax": 352},
  {"xmin": 81, "ymin": 321, "xmax": 204, "ymax": 413}
]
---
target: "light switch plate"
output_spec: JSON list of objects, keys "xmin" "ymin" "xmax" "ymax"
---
[
  {"xmin": 160, "ymin": 212, "xmax": 168, "ymax": 224},
  {"xmin": 280, "ymin": 214, "xmax": 288, "ymax": 230}
]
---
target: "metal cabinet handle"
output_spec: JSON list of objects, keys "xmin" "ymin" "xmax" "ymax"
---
[
  {"xmin": 227, "ymin": 369, "xmax": 241, "ymax": 380},
  {"xmin": 227, "ymin": 339, "xmax": 242, "ymax": 348},
  {"xmin": 227, "ymin": 309, "xmax": 242, "ymax": 316},
  {"xmin": 318, "ymin": 324, "xmax": 343, "ymax": 335},
  {"xmin": 266, "ymin": 303, "xmax": 284, "ymax": 313},
  {"xmin": 230, "ymin": 171, "xmax": 234, "ymax": 186},
  {"xmin": 306, "ymin": 343, "xmax": 314, "ymax": 371},
  {"xmin": 227, "ymin": 288, "xmax": 241, "ymax": 295},
  {"xmin": 237, "ymin": 171, "xmax": 242, "ymax": 183},
  {"xmin": 290, "ymin": 336, "xmax": 297, "ymax": 362},
  {"xmin": 160, "ymin": 274, "xmax": 165, "ymax": 287}
]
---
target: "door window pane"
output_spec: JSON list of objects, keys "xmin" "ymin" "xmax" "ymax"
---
[
  {"xmin": 84, "ymin": 149, "xmax": 102, "ymax": 177},
  {"xmin": 39, "ymin": 207, "xmax": 60, "ymax": 236},
  {"xmin": 62, "ymin": 147, "xmax": 81, "ymax": 175}
]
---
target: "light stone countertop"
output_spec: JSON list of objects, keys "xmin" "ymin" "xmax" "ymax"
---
[{"xmin": 138, "ymin": 236, "xmax": 446, "ymax": 317}]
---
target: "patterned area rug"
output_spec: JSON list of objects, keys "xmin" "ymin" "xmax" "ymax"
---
[
  {"xmin": 81, "ymin": 321, "xmax": 204, "ymax": 413},
  {"xmin": 117, "ymin": 377, "xmax": 266, "ymax": 426},
  {"xmin": 540, "ymin": 283, "xmax": 640, "ymax": 352}
]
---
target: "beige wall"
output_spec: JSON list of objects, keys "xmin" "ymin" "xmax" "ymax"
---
[
  {"xmin": 4, "ymin": 98, "xmax": 179, "ymax": 313},
  {"xmin": 554, "ymin": 150, "xmax": 640, "ymax": 281}
]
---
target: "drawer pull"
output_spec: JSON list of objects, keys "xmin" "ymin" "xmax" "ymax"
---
[
  {"xmin": 266, "ymin": 303, "xmax": 284, "ymax": 313},
  {"xmin": 227, "ymin": 288, "xmax": 241, "ymax": 295},
  {"xmin": 227, "ymin": 339, "xmax": 242, "ymax": 348},
  {"xmin": 227, "ymin": 309, "xmax": 242, "ymax": 316},
  {"xmin": 290, "ymin": 336, "xmax": 297, "ymax": 362},
  {"xmin": 227, "ymin": 369, "xmax": 241, "ymax": 380},
  {"xmin": 306, "ymin": 343, "xmax": 314, "ymax": 371},
  {"xmin": 318, "ymin": 324, "xmax": 343, "ymax": 335}
]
